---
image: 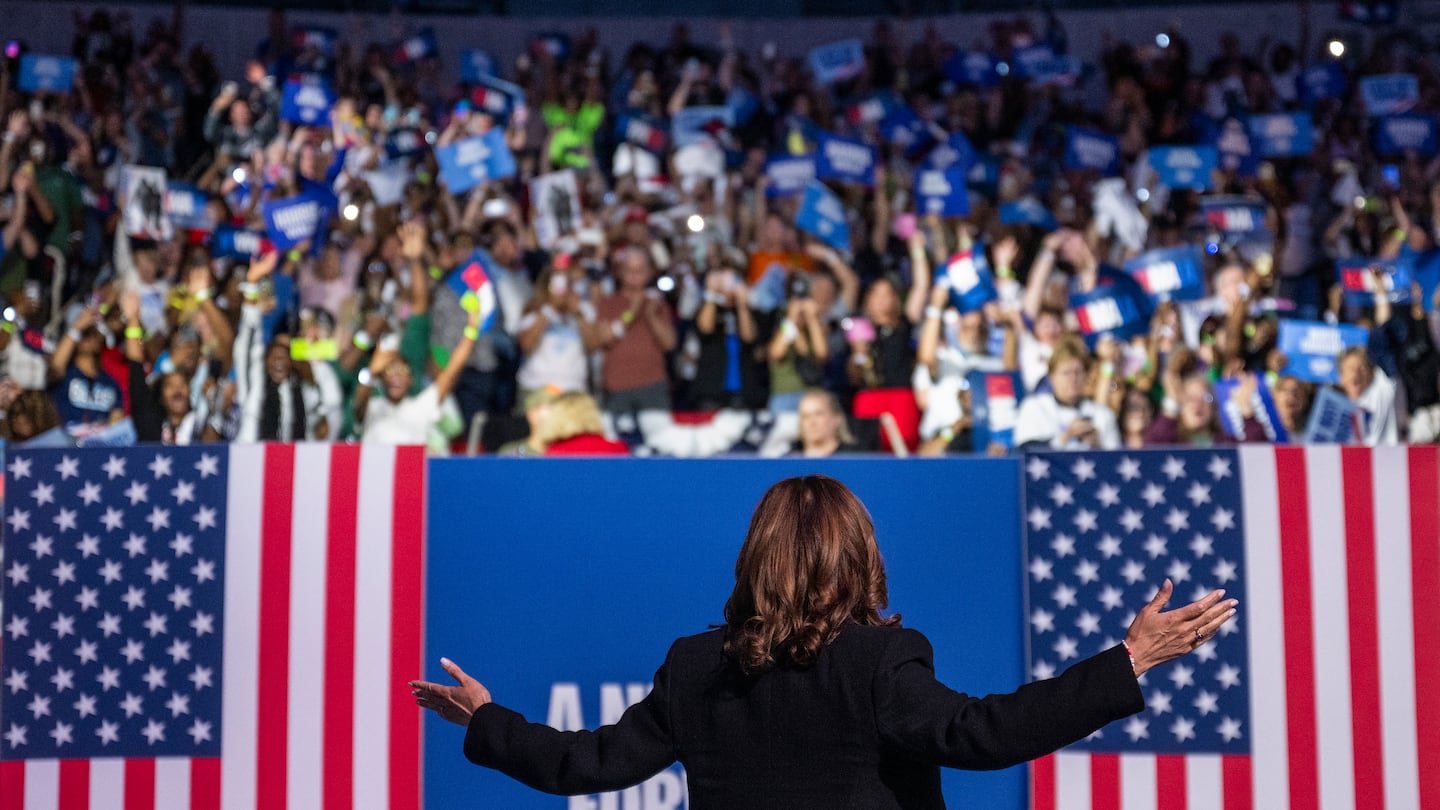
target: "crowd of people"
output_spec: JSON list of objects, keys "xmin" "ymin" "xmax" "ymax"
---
[{"xmin": 0, "ymin": 4, "xmax": 1437, "ymax": 457}]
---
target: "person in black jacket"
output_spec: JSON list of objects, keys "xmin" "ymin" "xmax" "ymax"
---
[{"xmin": 411, "ymin": 475, "xmax": 1237, "ymax": 809}]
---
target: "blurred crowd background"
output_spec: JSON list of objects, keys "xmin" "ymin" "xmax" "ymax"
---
[{"xmin": 0, "ymin": 0, "xmax": 1436, "ymax": 457}]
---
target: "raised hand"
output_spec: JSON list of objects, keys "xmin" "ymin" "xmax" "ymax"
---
[
  {"xmin": 409, "ymin": 658, "xmax": 492, "ymax": 726},
  {"xmin": 1124, "ymin": 580, "xmax": 1237, "ymax": 676}
]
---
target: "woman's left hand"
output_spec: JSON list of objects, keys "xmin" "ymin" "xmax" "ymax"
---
[
  {"xmin": 409, "ymin": 658, "xmax": 492, "ymax": 726},
  {"xmin": 1125, "ymin": 580, "xmax": 1238, "ymax": 677}
]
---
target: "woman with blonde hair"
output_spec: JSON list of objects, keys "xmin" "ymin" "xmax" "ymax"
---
[
  {"xmin": 413, "ymin": 475, "xmax": 1237, "ymax": 807},
  {"xmin": 536, "ymin": 391, "xmax": 629, "ymax": 456},
  {"xmin": 1013, "ymin": 338, "xmax": 1120, "ymax": 450}
]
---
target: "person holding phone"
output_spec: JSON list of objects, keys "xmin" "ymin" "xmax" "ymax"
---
[
  {"xmin": 412, "ymin": 475, "xmax": 1236, "ymax": 806},
  {"xmin": 1013, "ymin": 339, "xmax": 1120, "ymax": 451}
]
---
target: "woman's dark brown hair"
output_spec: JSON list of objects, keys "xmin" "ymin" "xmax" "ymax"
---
[{"xmin": 723, "ymin": 475, "xmax": 900, "ymax": 675}]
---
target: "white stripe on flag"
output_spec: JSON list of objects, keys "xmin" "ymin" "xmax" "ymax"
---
[
  {"xmin": 287, "ymin": 444, "xmax": 331, "ymax": 810},
  {"xmin": 154, "ymin": 757, "xmax": 191, "ymax": 810},
  {"xmin": 1186, "ymin": 753, "xmax": 1222, "ymax": 809},
  {"xmin": 352, "ymin": 446, "xmax": 396, "ymax": 809},
  {"xmin": 1239, "ymin": 446, "xmax": 1288, "ymax": 809},
  {"xmin": 1305, "ymin": 446, "xmax": 1355, "ymax": 810},
  {"xmin": 21, "ymin": 760, "xmax": 57, "ymax": 810},
  {"xmin": 1054, "ymin": 752, "xmax": 1092, "ymax": 810},
  {"xmin": 89, "ymin": 758, "xmax": 124, "ymax": 810},
  {"xmin": 221, "ymin": 444, "xmax": 265, "ymax": 810},
  {"xmin": 1118, "ymin": 753, "xmax": 1155, "ymax": 810},
  {"xmin": 1373, "ymin": 446, "xmax": 1421, "ymax": 809}
]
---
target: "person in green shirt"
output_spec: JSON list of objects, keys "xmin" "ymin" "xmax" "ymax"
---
[{"xmin": 542, "ymin": 89, "xmax": 604, "ymax": 171}]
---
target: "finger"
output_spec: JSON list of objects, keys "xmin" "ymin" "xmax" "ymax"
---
[
  {"xmin": 1177, "ymin": 588, "xmax": 1228, "ymax": 620},
  {"xmin": 1144, "ymin": 579, "xmax": 1173, "ymax": 614},
  {"xmin": 440, "ymin": 657, "xmax": 469, "ymax": 684},
  {"xmin": 1195, "ymin": 604, "xmax": 1238, "ymax": 641}
]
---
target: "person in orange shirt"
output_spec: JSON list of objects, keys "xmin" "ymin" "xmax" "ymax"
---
[{"xmin": 746, "ymin": 212, "xmax": 814, "ymax": 285}]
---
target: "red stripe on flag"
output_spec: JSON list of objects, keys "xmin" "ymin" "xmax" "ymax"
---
[
  {"xmin": 1341, "ymin": 447, "xmax": 1385, "ymax": 810},
  {"xmin": 1031, "ymin": 754, "xmax": 1056, "ymax": 810},
  {"xmin": 0, "ymin": 761, "xmax": 24, "ymax": 806},
  {"xmin": 58, "ymin": 759, "xmax": 89, "ymax": 810},
  {"xmin": 324, "ymin": 443, "xmax": 361, "ymax": 810},
  {"xmin": 1275, "ymin": 447, "xmax": 1319, "ymax": 809},
  {"xmin": 257, "ymin": 443, "xmax": 296, "ymax": 809},
  {"xmin": 123, "ymin": 759, "xmax": 155, "ymax": 810},
  {"xmin": 1090, "ymin": 753, "xmax": 1119, "ymax": 809},
  {"xmin": 1222, "ymin": 755, "xmax": 1252, "ymax": 810},
  {"xmin": 1156, "ymin": 755, "xmax": 1187, "ymax": 810},
  {"xmin": 388, "ymin": 446, "xmax": 426, "ymax": 810},
  {"xmin": 1409, "ymin": 445, "xmax": 1440, "ymax": 809},
  {"xmin": 191, "ymin": 757, "xmax": 221, "ymax": 810}
]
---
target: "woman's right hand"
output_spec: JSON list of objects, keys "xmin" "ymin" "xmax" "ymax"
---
[{"xmin": 1124, "ymin": 580, "xmax": 1238, "ymax": 677}]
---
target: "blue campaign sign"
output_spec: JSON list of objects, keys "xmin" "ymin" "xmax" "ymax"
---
[
  {"xmin": 616, "ymin": 115, "xmax": 669, "ymax": 153},
  {"xmin": 1201, "ymin": 195, "xmax": 1267, "ymax": 237},
  {"xmin": 1336, "ymin": 256, "xmax": 1416, "ymax": 305},
  {"xmin": 18, "ymin": 55, "xmax": 78, "ymax": 92},
  {"xmin": 1214, "ymin": 117, "xmax": 1260, "ymax": 176},
  {"xmin": 879, "ymin": 106, "xmax": 933, "ymax": 153},
  {"xmin": 999, "ymin": 198, "xmax": 1057, "ymax": 231},
  {"xmin": 1278, "ymin": 320, "xmax": 1370, "ymax": 384},
  {"xmin": 434, "ymin": 129, "xmax": 517, "ymax": 194},
  {"xmin": 925, "ymin": 131, "xmax": 976, "ymax": 174},
  {"xmin": 1064, "ymin": 127, "xmax": 1120, "ymax": 175},
  {"xmin": 1301, "ymin": 62, "xmax": 1347, "ymax": 105},
  {"xmin": 424, "ymin": 458, "xmax": 1027, "ymax": 810},
  {"xmin": 469, "ymin": 76, "xmax": 525, "ymax": 122},
  {"xmin": 1304, "ymin": 387, "xmax": 1360, "ymax": 443},
  {"xmin": 847, "ymin": 91, "xmax": 900, "ymax": 125},
  {"xmin": 445, "ymin": 248, "xmax": 501, "ymax": 334},
  {"xmin": 209, "ymin": 226, "xmax": 272, "ymax": 260},
  {"xmin": 262, "ymin": 192, "xmax": 329, "ymax": 251},
  {"xmin": 1373, "ymin": 114, "xmax": 1439, "ymax": 156},
  {"xmin": 393, "ymin": 29, "xmax": 438, "ymax": 63},
  {"xmin": 1360, "ymin": 73, "xmax": 1419, "ymax": 116},
  {"xmin": 967, "ymin": 371, "xmax": 1024, "ymax": 449},
  {"xmin": 1012, "ymin": 44, "xmax": 1057, "ymax": 79},
  {"xmin": 913, "ymin": 168, "xmax": 970, "ymax": 217},
  {"xmin": 943, "ymin": 51, "xmax": 999, "ymax": 88},
  {"xmin": 1215, "ymin": 373, "xmax": 1290, "ymax": 443},
  {"xmin": 795, "ymin": 180, "xmax": 850, "ymax": 252},
  {"xmin": 727, "ymin": 86, "xmax": 759, "ymax": 126},
  {"xmin": 385, "ymin": 128, "xmax": 427, "ymax": 160},
  {"xmin": 763, "ymin": 154, "xmax": 816, "ymax": 198},
  {"xmin": 814, "ymin": 133, "xmax": 877, "ymax": 186},
  {"xmin": 1123, "ymin": 245, "xmax": 1206, "ymax": 302},
  {"xmin": 163, "ymin": 182, "xmax": 213, "ymax": 232},
  {"xmin": 1070, "ymin": 277, "xmax": 1150, "ymax": 343},
  {"xmin": 939, "ymin": 247, "xmax": 996, "ymax": 312},
  {"xmin": 671, "ymin": 106, "xmax": 734, "ymax": 149},
  {"xmin": 460, "ymin": 49, "xmax": 495, "ymax": 83},
  {"xmin": 280, "ymin": 77, "xmax": 336, "ymax": 126},
  {"xmin": 292, "ymin": 26, "xmax": 338, "ymax": 56},
  {"xmin": 1147, "ymin": 145, "xmax": 1218, "ymax": 189},
  {"xmin": 1023, "ymin": 53, "xmax": 1082, "ymax": 87},
  {"xmin": 808, "ymin": 39, "xmax": 866, "ymax": 85},
  {"xmin": 967, "ymin": 155, "xmax": 1000, "ymax": 194},
  {"xmin": 1246, "ymin": 112, "xmax": 1313, "ymax": 158}
]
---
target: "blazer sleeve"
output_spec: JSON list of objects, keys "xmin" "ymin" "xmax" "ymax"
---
[
  {"xmin": 875, "ymin": 629, "xmax": 1144, "ymax": 770},
  {"xmin": 461, "ymin": 646, "xmax": 678, "ymax": 795}
]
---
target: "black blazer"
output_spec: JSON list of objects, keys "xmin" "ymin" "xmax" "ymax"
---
[{"xmin": 463, "ymin": 624, "xmax": 1144, "ymax": 809}]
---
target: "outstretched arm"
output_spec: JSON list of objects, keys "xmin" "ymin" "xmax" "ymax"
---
[{"xmin": 411, "ymin": 654, "xmax": 676, "ymax": 796}]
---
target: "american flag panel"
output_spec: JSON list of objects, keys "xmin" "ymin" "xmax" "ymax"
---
[
  {"xmin": 0, "ymin": 444, "xmax": 426, "ymax": 810},
  {"xmin": 1025, "ymin": 446, "xmax": 1440, "ymax": 810}
]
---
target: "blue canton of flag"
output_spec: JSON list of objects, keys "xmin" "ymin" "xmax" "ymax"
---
[
  {"xmin": 1, "ymin": 448, "xmax": 227, "ymax": 760},
  {"xmin": 1022, "ymin": 450, "xmax": 1251, "ymax": 755}
]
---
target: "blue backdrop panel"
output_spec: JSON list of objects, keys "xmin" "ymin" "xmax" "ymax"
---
[{"xmin": 423, "ymin": 458, "xmax": 1025, "ymax": 809}]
